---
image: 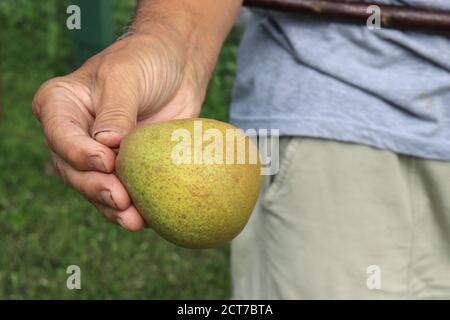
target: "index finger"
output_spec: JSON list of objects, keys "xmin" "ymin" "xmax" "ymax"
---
[{"xmin": 33, "ymin": 78, "xmax": 116, "ymax": 172}]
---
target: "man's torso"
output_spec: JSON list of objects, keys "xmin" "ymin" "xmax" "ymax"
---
[{"xmin": 230, "ymin": 0, "xmax": 450, "ymax": 160}]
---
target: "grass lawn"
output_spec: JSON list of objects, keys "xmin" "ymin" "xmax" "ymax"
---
[{"xmin": 0, "ymin": 0, "xmax": 240, "ymax": 299}]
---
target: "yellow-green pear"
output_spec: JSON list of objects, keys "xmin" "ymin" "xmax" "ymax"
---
[{"xmin": 116, "ymin": 118, "xmax": 263, "ymax": 249}]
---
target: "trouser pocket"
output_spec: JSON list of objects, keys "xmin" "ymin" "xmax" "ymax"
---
[{"xmin": 262, "ymin": 136, "xmax": 302, "ymax": 208}]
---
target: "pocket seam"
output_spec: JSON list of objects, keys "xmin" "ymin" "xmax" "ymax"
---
[{"xmin": 262, "ymin": 137, "xmax": 302, "ymax": 207}]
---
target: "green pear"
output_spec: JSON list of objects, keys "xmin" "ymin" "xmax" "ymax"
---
[{"xmin": 116, "ymin": 118, "xmax": 263, "ymax": 249}]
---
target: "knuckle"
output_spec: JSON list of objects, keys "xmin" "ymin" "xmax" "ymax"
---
[
  {"xmin": 31, "ymin": 99, "xmax": 41, "ymax": 120},
  {"xmin": 33, "ymin": 77, "xmax": 65, "ymax": 104},
  {"xmin": 66, "ymin": 144, "xmax": 86, "ymax": 168},
  {"xmin": 32, "ymin": 77, "xmax": 69, "ymax": 119}
]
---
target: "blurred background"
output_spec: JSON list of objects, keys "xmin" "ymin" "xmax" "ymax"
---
[{"xmin": 0, "ymin": 0, "xmax": 244, "ymax": 299}]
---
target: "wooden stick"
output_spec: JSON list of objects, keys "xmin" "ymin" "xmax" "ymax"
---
[{"xmin": 243, "ymin": 0, "xmax": 450, "ymax": 33}]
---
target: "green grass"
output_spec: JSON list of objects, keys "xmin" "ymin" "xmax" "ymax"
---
[{"xmin": 0, "ymin": 0, "xmax": 240, "ymax": 299}]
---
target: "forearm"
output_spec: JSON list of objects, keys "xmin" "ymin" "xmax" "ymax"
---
[{"xmin": 131, "ymin": 0, "xmax": 243, "ymax": 87}]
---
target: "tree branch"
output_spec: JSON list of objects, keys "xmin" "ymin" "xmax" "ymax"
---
[{"xmin": 243, "ymin": 0, "xmax": 450, "ymax": 33}]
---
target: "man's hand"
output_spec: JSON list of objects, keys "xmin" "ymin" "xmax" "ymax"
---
[{"xmin": 32, "ymin": 0, "xmax": 242, "ymax": 231}]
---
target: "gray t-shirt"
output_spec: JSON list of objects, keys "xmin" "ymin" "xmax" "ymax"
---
[{"xmin": 230, "ymin": 0, "xmax": 450, "ymax": 160}]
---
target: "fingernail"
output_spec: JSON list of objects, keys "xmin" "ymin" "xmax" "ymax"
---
[
  {"xmin": 116, "ymin": 217, "xmax": 127, "ymax": 229},
  {"xmin": 100, "ymin": 191, "xmax": 117, "ymax": 209}
]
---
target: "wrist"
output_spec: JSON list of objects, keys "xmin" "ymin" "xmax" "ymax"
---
[
  {"xmin": 128, "ymin": 22, "xmax": 214, "ymax": 95},
  {"xmin": 129, "ymin": 0, "xmax": 238, "ymax": 90}
]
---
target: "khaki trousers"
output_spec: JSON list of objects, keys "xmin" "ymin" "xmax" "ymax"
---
[{"xmin": 231, "ymin": 137, "xmax": 450, "ymax": 299}]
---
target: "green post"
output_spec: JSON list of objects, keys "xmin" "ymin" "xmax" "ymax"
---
[{"xmin": 72, "ymin": 0, "xmax": 113, "ymax": 66}]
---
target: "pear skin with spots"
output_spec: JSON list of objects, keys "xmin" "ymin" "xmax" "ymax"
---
[{"xmin": 116, "ymin": 118, "xmax": 263, "ymax": 249}]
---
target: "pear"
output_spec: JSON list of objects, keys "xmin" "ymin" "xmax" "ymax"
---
[{"xmin": 116, "ymin": 118, "xmax": 263, "ymax": 249}]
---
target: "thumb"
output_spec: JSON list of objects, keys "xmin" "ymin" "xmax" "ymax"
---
[{"xmin": 92, "ymin": 81, "xmax": 139, "ymax": 148}]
